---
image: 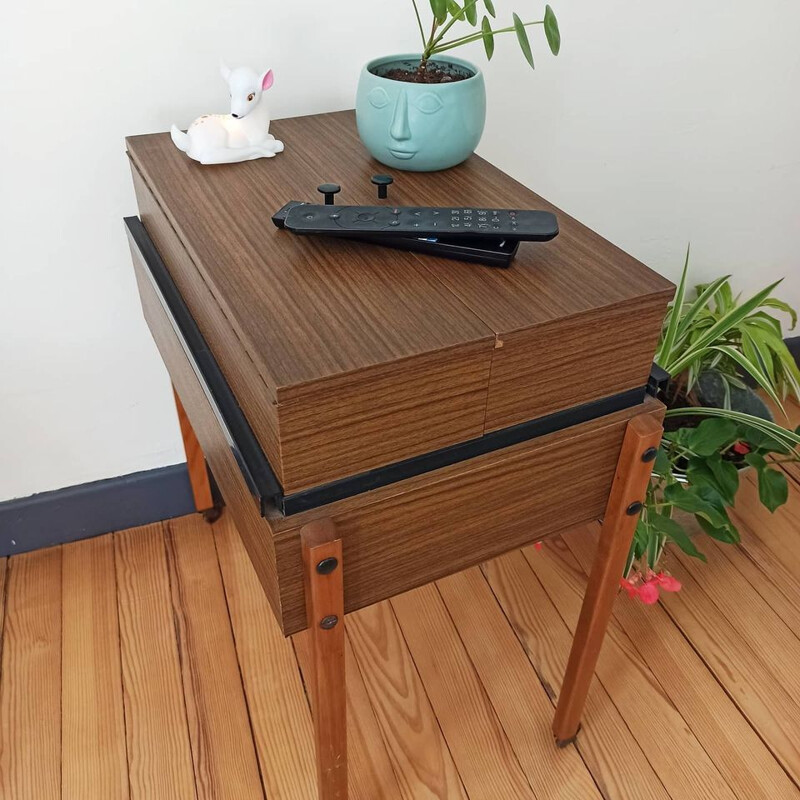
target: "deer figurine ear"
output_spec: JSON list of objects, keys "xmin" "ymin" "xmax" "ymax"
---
[
  {"xmin": 220, "ymin": 60, "xmax": 232, "ymax": 81},
  {"xmin": 261, "ymin": 69, "xmax": 274, "ymax": 91}
]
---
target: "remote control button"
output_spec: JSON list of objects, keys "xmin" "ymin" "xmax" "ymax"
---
[
  {"xmin": 357, "ymin": 212, "xmax": 376, "ymax": 221},
  {"xmin": 390, "ymin": 220, "xmax": 400, "ymax": 226},
  {"xmin": 329, "ymin": 213, "xmax": 340, "ymax": 219},
  {"xmin": 392, "ymin": 208, "xmax": 401, "ymax": 215}
]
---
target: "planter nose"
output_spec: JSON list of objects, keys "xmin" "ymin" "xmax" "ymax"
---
[{"xmin": 390, "ymin": 91, "xmax": 411, "ymax": 142}]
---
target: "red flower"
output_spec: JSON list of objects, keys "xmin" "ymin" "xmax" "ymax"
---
[
  {"xmin": 619, "ymin": 577, "xmax": 639, "ymax": 598},
  {"xmin": 655, "ymin": 572, "xmax": 682, "ymax": 592},
  {"xmin": 732, "ymin": 441, "xmax": 751, "ymax": 455},
  {"xmin": 638, "ymin": 581, "xmax": 660, "ymax": 604}
]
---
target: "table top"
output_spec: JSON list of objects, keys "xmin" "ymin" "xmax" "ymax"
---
[{"xmin": 127, "ymin": 111, "xmax": 671, "ymax": 397}]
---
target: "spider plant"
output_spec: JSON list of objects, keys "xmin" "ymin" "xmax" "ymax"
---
[{"xmin": 623, "ymin": 250, "xmax": 800, "ymax": 603}]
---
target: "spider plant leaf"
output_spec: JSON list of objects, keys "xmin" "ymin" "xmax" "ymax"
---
[
  {"xmin": 741, "ymin": 329, "xmax": 775, "ymax": 382},
  {"xmin": 513, "ymin": 13, "xmax": 535, "ymax": 68},
  {"xmin": 483, "ymin": 0, "xmax": 496, "ymax": 17},
  {"xmin": 447, "ymin": 0, "xmax": 466, "ymax": 20},
  {"xmin": 656, "ymin": 245, "xmax": 690, "ymax": 370},
  {"xmin": 544, "ymin": 5, "xmax": 561, "ymax": 55},
  {"xmin": 762, "ymin": 297, "xmax": 798, "ymax": 329},
  {"xmin": 674, "ymin": 275, "xmax": 731, "ymax": 342},
  {"xmin": 665, "ymin": 279, "xmax": 783, "ymax": 376},
  {"xmin": 481, "ymin": 16, "xmax": 495, "ymax": 58},
  {"xmin": 711, "ymin": 344, "xmax": 785, "ymax": 414}
]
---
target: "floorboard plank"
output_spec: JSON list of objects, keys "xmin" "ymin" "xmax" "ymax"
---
[
  {"xmin": 346, "ymin": 601, "xmax": 467, "ymax": 800},
  {"xmin": 115, "ymin": 523, "xmax": 196, "ymax": 800},
  {"xmin": 657, "ymin": 551, "xmax": 800, "ymax": 785},
  {"xmin": 437, "ymin": 567, "xmax": 603, "ymax": 800},
  {"xmin": 164, "ymin": 515, "xmax": 264, "ymax": 800},
  {"xmin": 213, "ymin": 516, "xmax": 318, "ymax": 800},
  {"xmin": 0, "ymin": 547, "xmax": 62, "ymax": 800},
  {"xmin": 671, "ymin": 533, "xmax": 800, "ymax": 692},
  {"xmin": 392, "ymin": 583, "xmax": 536, "ymax": 800},
  {"xmin": 62, "ymin": 536, "xmax": 129, "ymax": 800},
  {"xmin": 564, "ymin": 525, "xmax": 800, "ymax": 800},
  {"xmin": 483, "ymin": 550, "xmax": 670, "ymax": 800}
]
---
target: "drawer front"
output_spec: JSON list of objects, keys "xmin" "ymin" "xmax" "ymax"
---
[{"xmin": 272, "ymin": 398, "xmax": 663, "ymax": 634}]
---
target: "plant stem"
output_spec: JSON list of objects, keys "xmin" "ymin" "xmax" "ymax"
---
[
  {"xmin": 410, "ymin": 0, "xmax": 426, "ymax": 46},
  {"xmin": 431, "ymin": 19, "xmax": 543, "ymax": 54}
]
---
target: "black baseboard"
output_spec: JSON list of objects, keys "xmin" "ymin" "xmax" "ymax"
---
[{"xmin": 0, "ymin": 465, "xmax": 196, "ymax": 557}]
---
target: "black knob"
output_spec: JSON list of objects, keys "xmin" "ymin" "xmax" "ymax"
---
[
  {"xmin": 317, "ymin": 183, "xmax": 341, "ymax": 205},
  {"xmin": 371, "ymin": 174, "xmax": 393, "ymax": 200}
]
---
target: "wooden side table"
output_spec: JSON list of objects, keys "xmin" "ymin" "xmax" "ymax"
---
[{"xmin": 125, "ymin": 111, "xmax": 672, "ymax": 799}]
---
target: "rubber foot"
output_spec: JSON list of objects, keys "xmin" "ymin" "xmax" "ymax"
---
[
  {"xmin": 201, "ymin": 506, "xmax": 223, "ymax": 524},
  {"xmin": 554, "ymin": 724, "xmax": 581, "ymax": 748}
]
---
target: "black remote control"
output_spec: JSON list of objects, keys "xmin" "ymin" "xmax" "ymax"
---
[{"xmin": 281, "ymin": 204, "xmax": 558, "ymax": 242}]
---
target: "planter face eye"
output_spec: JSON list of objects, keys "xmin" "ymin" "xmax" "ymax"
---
[{"xmin": 356, "ymin": 55, "xmax": 486, "ymax": 172}]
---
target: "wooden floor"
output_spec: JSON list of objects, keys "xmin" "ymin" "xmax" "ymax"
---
[{"xmin": 2, "ymin": 410, "xmax": 800, "ymax": 798}]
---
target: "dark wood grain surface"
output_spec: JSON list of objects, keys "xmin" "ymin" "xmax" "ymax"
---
[{"xmin": 127, "ymin": 110, "xmax": 672, "ymax": 490}]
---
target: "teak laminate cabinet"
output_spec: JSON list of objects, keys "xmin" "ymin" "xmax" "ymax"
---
[{"xmin": 125, "ymin": 110, "xmax": 673, "ymax": 799}]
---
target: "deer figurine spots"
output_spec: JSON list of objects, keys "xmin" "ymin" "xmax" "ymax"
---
[{"xmin": 171, "ymin": 62, "xmax": 284, "ymax": 165}]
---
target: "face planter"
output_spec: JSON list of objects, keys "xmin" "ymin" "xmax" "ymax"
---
[{"xmin": 356, "ymin": 54, "xmax": 486, "ymax": 172}]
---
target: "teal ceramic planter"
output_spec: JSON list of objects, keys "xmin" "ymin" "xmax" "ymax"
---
[{"xmin": 356, "ymin": 54, "xmax": 486, "ymax": 172}]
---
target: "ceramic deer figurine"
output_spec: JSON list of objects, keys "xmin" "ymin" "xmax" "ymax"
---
[{"xmin": 171, "ymin": 62, "xmax": 284, "ymax": 164}]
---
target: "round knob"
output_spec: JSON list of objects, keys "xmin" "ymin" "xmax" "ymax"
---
[
  {"xmin": 371, "ymin": 174, "xmax": 394, "ymax": 200},
  {"xmin": 317, "ymin": 183, "xmax": 341, "ymax": 205}
]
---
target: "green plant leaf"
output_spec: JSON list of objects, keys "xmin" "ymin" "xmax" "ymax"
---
[
  {"xmin": 430, "ymin": 0, "xmax": 448, "ymax": 24},
  {"xmin": 763, "ymin": 297, "xmax": 798, "ymax": 329},
  {"xmin": 707, "ymin": 453, "xmax": 740, "ymax": 503},
  {"xmin": 650, "ymin": 513, "xmax": 707, "ymax": 562},
  {"xmin": 711, "ymin": 344, "xmax": 785, "ymax": 414},
  {"xmin": 464, "ymin": 0, "xmax": 478, "ymax": 25},
  {"xmin": 656, "ymin": 245, "xmax": 690, "ymax": 370},
  {"xmin": 653, "ymin": 445, "xmax": 671, "ymax": 477},
  {"xmin": 685, "ymin": 417, "xmax": 738, "ymax": 456},
  {"xmin": 696, "ymin": 514, "xmax": 741, "ymax": 544},
  {"xmin": 544, "ymin": 5, "xmax": 560, "ymax": 55},
  {"xmin": 447, "ymin": 0, "xmax": 465, "ymax": 20},
  {"xmin": 513, "ymin": 13, "xmax": 535, "ymax": 68},
  {"xmin": 483, "ymin": 0, "xmax": 496, "ymax": 17},
  {"xmin": 674, "ymin": 275, "xmax": 731, "ymax": 344},
  {"xmin": 481, "ymin": 16, "xmax": 495, "ymax": 58},
  {"xmin": 745, "ymin": 454, "xmax": 790, "ymax": 512},
  {"xmin": 663, "ymin": 483, "xmax": 731, "ymax": 531},
  {"xmin": 686, "ymin": 454, "xmax": 739, "ymax": 505}
]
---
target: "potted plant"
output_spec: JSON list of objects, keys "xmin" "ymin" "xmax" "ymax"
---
[
  {"xmin": 356, "ymin": 1, "xmax": 561, "ymax": 171},
  {"xmin": 621, "ymin": 249, "xmax": 800, "ymax": 603}
]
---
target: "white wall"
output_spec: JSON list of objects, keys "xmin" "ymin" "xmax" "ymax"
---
[{"xmin": 1, "ymin": 0, "xmax": 797, "ymax": 501}]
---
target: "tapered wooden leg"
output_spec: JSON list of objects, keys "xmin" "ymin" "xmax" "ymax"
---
[
  {"xmin": 301, "ymin": 519, "xmax": 347, "ymax": 800},
  {"xmin": 553, "ymin": 413, "xmax": 663, "ymax": 746},
  {"xmin": 172, "ymin": 386, "xmax": 217, "ymax": 517}
]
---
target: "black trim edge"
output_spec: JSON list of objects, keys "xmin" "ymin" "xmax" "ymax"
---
[{"xmin": 125, "ymin": 217, "xmax": 283, "ymax": 510}]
